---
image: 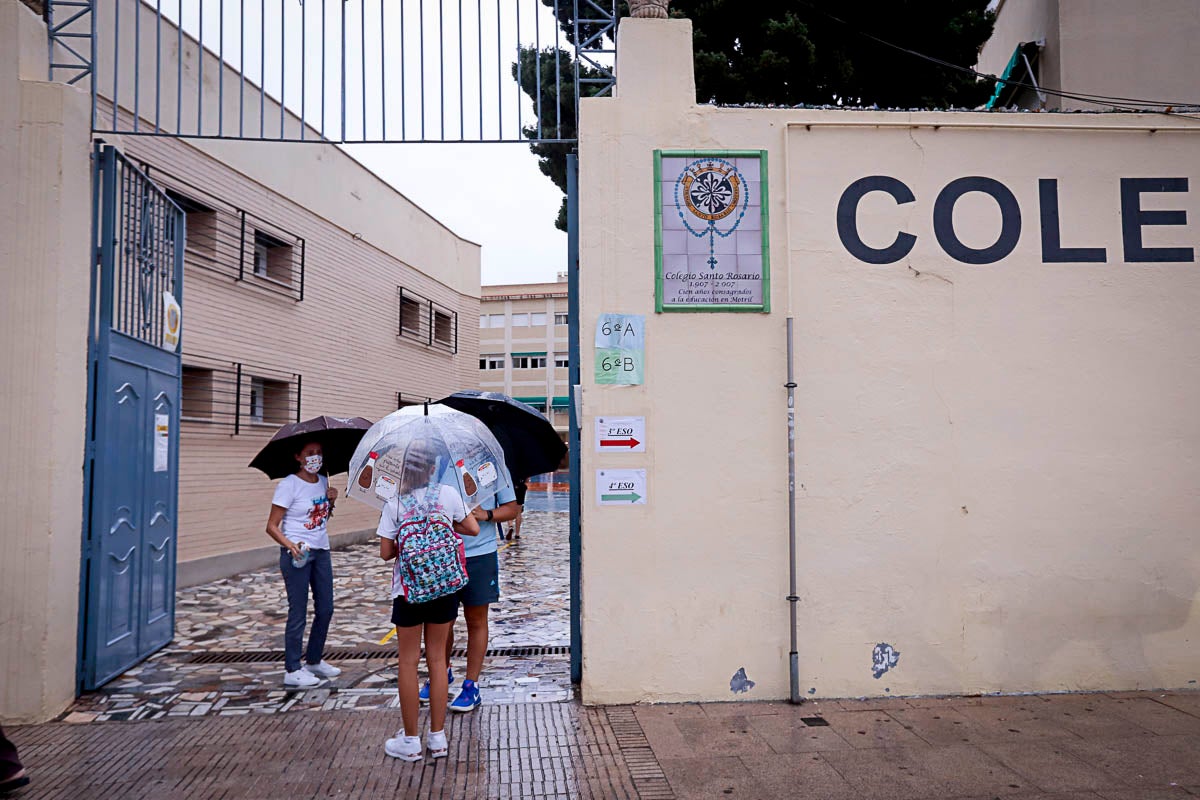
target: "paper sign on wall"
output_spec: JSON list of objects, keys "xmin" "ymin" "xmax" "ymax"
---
[
  {"xmin": 597, "ymin": 469, "xmax": 646, "ymax": 506},
  {"xmin": 595, "ymin": 416, "xmax": 646, "ymax": 452},
  {"xmin": 154, "ymin": 414, "xmax": 170, "ymax": 472},
  {"xmin": 162, "ymin": 292, "xmax": 181, "ymax": 351},
  {"xmin": 594, "ymin": 314, "xmax": 644, "ymax": 385}
]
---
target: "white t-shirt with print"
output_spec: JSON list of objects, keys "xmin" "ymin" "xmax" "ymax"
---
[
  {"xmin": 272, "ymin": 473, "xmax": 332, "ymax": 550},
  {"xmin": 376, "ymin": 483, "xmax": 467, "ymax": 599}
]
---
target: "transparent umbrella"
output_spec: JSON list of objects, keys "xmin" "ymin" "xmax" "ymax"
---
[{"xmin": 345, "ymin": 406, "xmax": 512, "ymax": 512}]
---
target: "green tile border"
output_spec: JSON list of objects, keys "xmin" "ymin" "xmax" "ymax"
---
[{"xmin": 654, "ymin": 149, "xmax": 771, "ymax": 314}]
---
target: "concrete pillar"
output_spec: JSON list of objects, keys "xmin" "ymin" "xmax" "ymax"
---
[{"xmin": 0, "ymin": 0, "xmax": 92, "ymax": 723}]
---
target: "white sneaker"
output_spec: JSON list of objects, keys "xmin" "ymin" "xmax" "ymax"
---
[
  {"xmin": 427, "ymin": 730, "xmax": 448, "ymax": 759},
  {"xmin": 303, "ymin": 660, "xmax": 342, "ymax": 678},
  {"xmin": 283, "ymin": 668, "xmax": 322, "ymax": 688},
  {"xmin": 385, "ymin": 731, "xmax": 423, "ymax": 761}
]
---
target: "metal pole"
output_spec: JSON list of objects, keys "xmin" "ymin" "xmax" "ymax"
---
[
  {"xmin": 786, "ymin": 317, "xmax": 801, "ymax": 704},
  {"xmin": 234, "ymin": 362, "xmax": 243, "ymax": 435},
  {"xmin": 566, "ymin": 152, "xmax": 582, "ymax": 685}
]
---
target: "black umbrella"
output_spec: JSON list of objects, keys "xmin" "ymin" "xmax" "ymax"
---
[
  {"xmin": 436, "ymin": 391, "xmax": 567, "ymax": 482},
  {"xmin": 249, "ymin": 415, "xmax": 373, "ymax": 479}
]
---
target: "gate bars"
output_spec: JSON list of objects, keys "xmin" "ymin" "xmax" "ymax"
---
[{"xmin": 48, "ymin": 0, "xmax": 616, "ymax": 143}]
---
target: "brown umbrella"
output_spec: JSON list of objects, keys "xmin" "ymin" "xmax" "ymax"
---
[{"xmin": 249, "ymin": 415, "xmax": 373, "ymax": 479}]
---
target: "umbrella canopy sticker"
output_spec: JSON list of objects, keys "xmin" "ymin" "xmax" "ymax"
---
[{"xmin": 658, "ymin": 151, "xmax": 769, "ymax": 311}]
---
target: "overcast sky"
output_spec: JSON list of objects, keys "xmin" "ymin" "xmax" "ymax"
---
[
  {"xmin": 160, "ymin": 0, "xmax": 582, "ymax": 286},
  {"xmin": 343, "ymin": 142, "xmax": 568, "ymax": 286}
]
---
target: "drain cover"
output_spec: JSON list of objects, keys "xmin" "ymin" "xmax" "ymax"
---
[{"xmin": 187, "ymin": 644, "xmax": 570, "ymax": 664}]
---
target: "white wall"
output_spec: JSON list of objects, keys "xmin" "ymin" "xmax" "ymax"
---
[
  {"xmin": 0, "ymin": 0, "xmax": 92, "ymax": 723},
  {"xmin": 579, "ymin": 18, "xmax": 1200, "ymax": 704}
]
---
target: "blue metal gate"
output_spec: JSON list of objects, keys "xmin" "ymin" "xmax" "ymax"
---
[{"xmin": 80, "ymin": 143, "xmax": 185, "ymax": 690}]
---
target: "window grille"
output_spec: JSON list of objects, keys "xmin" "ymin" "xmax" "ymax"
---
[
  {"xmin": 181, "ymin": 353, "xmax": 301, "ymax": 435},
  {"xmin": 144, "ymin": 164, "xmax": 305, "ymax": 301},
  {"xmin": 397, "ymin": 286, "xmax": 458, "ymax": 354}
]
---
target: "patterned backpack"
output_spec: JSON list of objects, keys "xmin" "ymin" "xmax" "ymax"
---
[{"xmin": 393, "ymin": 484, "xmax": 468, "ymax": 604}]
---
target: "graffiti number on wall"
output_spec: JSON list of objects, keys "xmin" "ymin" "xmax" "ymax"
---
[{"xmin": 872, "ymin": 643, "xmax": 901, "ymax": 679}]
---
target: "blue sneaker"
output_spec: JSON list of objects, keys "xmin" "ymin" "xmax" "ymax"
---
[
  {"xmin": 419, "ymin": 667, "xmax": 453, "ymax": 705},
  {"xmin": 449, "ymin": 679, "xmax": 481, "ymax": 713}
]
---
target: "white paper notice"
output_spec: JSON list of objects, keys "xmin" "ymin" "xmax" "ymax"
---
[
  {"xmin": 153, "ymin": 414, "xmax": 169, "ymax": 472},
  {"xmin": 595, "ymin": 417, "xmax": 646, "ymax": 453},
  {"xmin": 596, "ymin": 469, "xmax": 647, "ymax": 506}
]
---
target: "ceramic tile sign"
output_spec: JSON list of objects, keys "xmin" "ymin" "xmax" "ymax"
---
[
  {"xmin": 597, "ymin": 469, "xmax": 647, "ymax": 506},
  {"xmin": 595, "ymin": 416, "xmax": 646, "ymax": 453},
  {"xmin": 655, "ymin": 150, "xmax": 770, "ymax": 312},
  {"xmin": 594, "ymin": 313, "xmax": 644, "ymax": 385}
]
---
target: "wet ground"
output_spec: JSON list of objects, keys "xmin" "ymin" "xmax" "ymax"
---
[
  {"xmin": 11, "ymin": 503, "xmax": 1200, "ymax": 798},
  {"xmin": 65, "ymin": 510, "xmax": 571, "ymax": 722}
]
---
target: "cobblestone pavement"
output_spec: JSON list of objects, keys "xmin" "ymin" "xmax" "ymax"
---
[{"xmin": 65, "ymin": 511, "xmax": 570, "ymax": 722}]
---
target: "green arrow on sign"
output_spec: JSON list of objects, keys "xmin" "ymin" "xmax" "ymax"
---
[{"xmin": 602, "ymin": 492, "xmax": 642, "ymax": 503}]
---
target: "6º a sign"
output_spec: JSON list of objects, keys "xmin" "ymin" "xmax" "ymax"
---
[{"xmin": 595, "ymin": 417, "xmax": 646, "ymax": 453}]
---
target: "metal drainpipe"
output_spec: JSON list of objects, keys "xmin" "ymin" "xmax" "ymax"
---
[{"xmin": 786, "ymin": 317, "xmax": 801, "ymax": 704}]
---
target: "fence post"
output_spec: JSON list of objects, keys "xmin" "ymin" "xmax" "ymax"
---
[
  {"xmin": 238, "ymin": 209, "xmax": 246, "ymax": 281},
  {"xmin": 234, "ymin": 362, "xmax": 242, "ymax": 435}
]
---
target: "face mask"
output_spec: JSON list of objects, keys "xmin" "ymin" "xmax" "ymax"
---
[{"xmin": 303, "ymin": 455, "xmax": 323, "ymax": 474}]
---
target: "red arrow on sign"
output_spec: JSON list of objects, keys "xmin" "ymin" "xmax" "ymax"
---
[{"xmin": 600, "ymin": 437, "xmax": 641, "ymax": 448}]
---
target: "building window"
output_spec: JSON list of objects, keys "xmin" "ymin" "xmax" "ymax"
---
[
  {"xmin": 479, "ymin": 355, "xmax": 505, "ymax": 370},
  {"xmin": 479, "ymin": 315, "xmax": 489, "ymax": 328},
  {"xmin": 252, "ymin": 230, "xmax": 294, "ymax": 284},
  {"xmin": 512, "ymin": 355, "xmax": 547, "ymax": 369},
  {"xmin": 181, "ymin": 366, "xmax": 214, "ymax": 419},
  {"xmin": 489, "ymin": 313, "xmax": 505, "ymax": 328},
  {"xmin": 248, "ymin": 377, "xmax": 290, "ymax": 424},
  {"xmin": 511, "ymin": 313, "xmax": 529, "ymax": 327},
  {"xmin": 399, "ymin": 293, "xmax": 423, "ymax": 336},
  {"xmin": 554, "ymin": 355, "xmax": 569, "ymax": 368},
  {"xmin": 165, "ymin": 190, "xmax": 218, "ymax": 262},
  {"xmin": 554, "ymin": 313, "xmax": 569, "ymax": 326},
  {"xmin": 530, "ymin": 312, "xmax": 547, "ymax": 326},
  {"xmin": 433, "ymin": 309, "xmax": 454, "ymax": 346},
  {"xmin": 397, "ymin": 392, "xmax": 431, "ymax": 409}
]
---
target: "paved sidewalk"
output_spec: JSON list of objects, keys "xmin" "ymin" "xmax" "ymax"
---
[
  {"xmin": 8, "ymin": 690, "xmax": 1200, "ymax": 798},
  {"xmin": 66, "ymin": 511, "xmax": 570, "ymax": 721}
]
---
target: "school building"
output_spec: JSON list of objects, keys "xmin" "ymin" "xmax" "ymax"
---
[{"xmin": 479, "ymin": 280, "xmax": 571, "ymax": 446}]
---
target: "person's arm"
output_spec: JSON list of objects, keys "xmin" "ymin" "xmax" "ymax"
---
[
  {"xmin": 266, "ymin": 505, "xmax": 301, "ymax": 560},
  {"xmin": 454, "ymin": 513, "xmax": 480, "ymax": 537},
  {"xmin": 471, "ymin": 500, "xmax": 519, "ymax": 525},
  {"xmin": 380, "ymin": 536, "xmax": 397, "ymax": 561}
]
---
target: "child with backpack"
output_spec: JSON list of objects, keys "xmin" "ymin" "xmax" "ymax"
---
[{"xmin": 377, "ymin": 440, "xmax": 480, "ymax": 761}]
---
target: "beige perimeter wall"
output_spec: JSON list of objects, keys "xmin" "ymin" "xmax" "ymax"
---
[
  {"xmin": 0, "ymin": 0, "xmax": 91, "ymax": 722},
  {"xmin": 579, "ymin": 19, "xmax": 1200, "ymax": 704}
]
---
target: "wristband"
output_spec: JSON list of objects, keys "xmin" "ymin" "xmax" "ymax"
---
[{"xmin": 486, "ymin": 509, "xmax": 494, "ymax": 522}]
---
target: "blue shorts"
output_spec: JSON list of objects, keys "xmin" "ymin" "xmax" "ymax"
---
[{"xmin": 457, "ymin": 552, "xmax": 500, "ymax": 607}]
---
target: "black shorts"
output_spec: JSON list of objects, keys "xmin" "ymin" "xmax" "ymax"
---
[
  {"xmin": 391, "ymin": 593, "xmax": 459, "ymax": 628},
  {"xmin": 456, "ymin": 552, "xmax": 501, "ymax": 607},
  {"xmin": 514, "ymin": 482, "xmax": 528, "ymax": 506}
]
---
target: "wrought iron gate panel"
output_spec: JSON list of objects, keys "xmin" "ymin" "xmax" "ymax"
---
[
  {"xmin": 50, "ymin": 0, "xmax": 616, "ymax": 144},
  {"xmin": 82, "ymin": 144, "xmax": 184, "ymax": 690}
]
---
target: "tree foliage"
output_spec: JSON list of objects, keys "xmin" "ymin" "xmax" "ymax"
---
[{"xmin": 517, "ymin": 0, "xmax": 996, "ymax": 228}]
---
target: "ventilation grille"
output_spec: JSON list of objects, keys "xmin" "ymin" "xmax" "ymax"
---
[{"xmin": 186, "ymin": 645, "xmax": 570, "ymax": 664}]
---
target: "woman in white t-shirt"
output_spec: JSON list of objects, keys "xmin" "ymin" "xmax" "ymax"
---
[{"xmin": 265, "ymin": 440, "xmax": 342, "ymax": 688}]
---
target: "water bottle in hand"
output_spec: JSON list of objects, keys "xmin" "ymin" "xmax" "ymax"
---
[{"xmin": 291, "ymin": 542, "xmax": 310, "ymax": 568}]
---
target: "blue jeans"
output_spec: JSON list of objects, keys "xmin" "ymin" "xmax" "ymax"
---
[{"xmin": 279, "ymin": 547, "xmax": 333, "ymax": 672}]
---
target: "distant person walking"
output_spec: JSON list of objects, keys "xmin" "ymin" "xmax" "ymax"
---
[
  {"xmin": 0, "ymin": 727, "xmax": 28, "ymax": 795},
  {"xmin": 264, "ymin": 440, "xmax": 341, "ymax": 688},
  {"xmin": 505, "ymin": 478, "xmax": 528, "ymax": 541},
  {"xmin": 378, "ymin": 441, "xmax": 480, "ymax": 761}
]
